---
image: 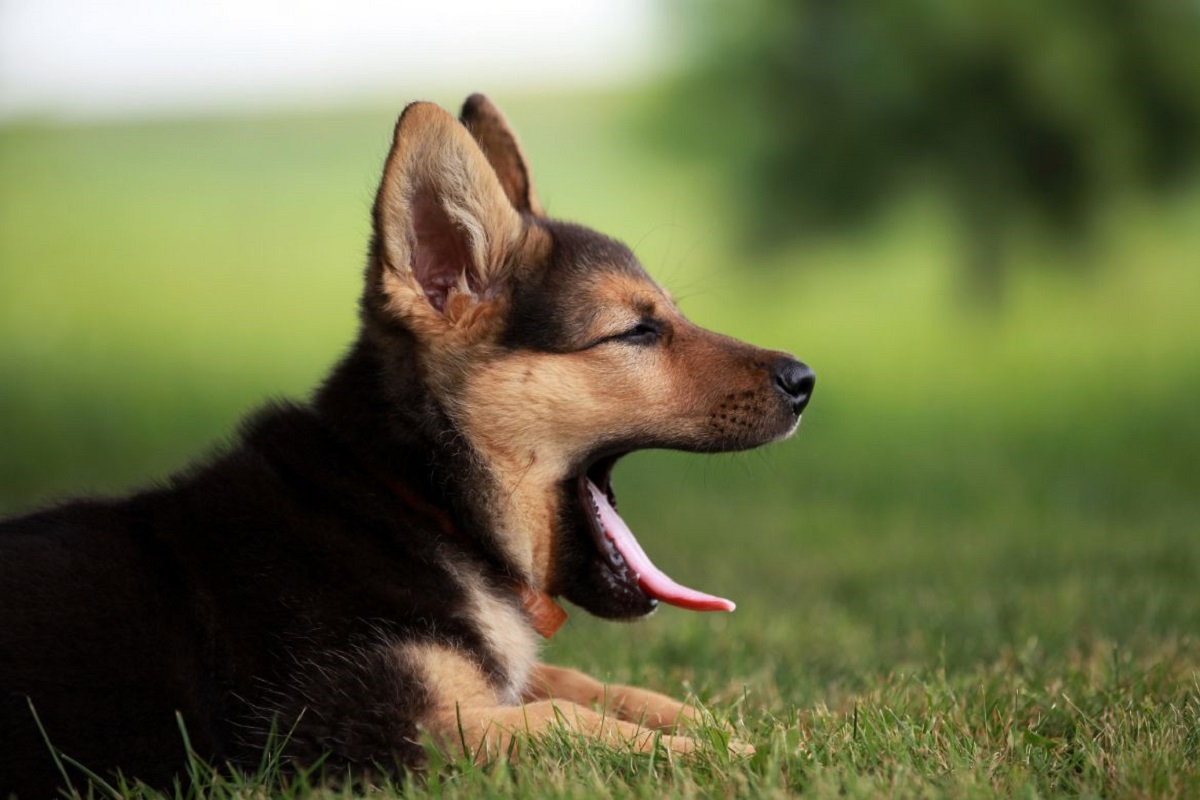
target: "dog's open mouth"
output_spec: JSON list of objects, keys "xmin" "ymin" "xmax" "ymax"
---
[{"xmin": 578, "ymin": 455, "xmax": 735, "ymax": 613}]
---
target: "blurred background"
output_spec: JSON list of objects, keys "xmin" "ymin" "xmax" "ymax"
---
[{"xmin": 2, "ymin": 0, "xmax": 1198, "ymax": 700}]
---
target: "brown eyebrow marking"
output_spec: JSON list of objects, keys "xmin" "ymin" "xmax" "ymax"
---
[
  {"xmin": 589, "ymin": 271, "xmax": 671, "ymax": 315},
  {"xmin": 632, "ymin": 298, "xmax": 657, "ymax": 318}
]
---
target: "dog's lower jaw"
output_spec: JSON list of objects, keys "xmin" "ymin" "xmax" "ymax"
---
[
  {"xmin": 773, "ymin": 413, "xmax": 803, "ymax": 443},
  {"xmin": 553, "ymin": 482, "xmax": 659, "ymax": 620},
  {"xmin": 562, "ymin": 556, "xmax": 660, "ymax": 620}
]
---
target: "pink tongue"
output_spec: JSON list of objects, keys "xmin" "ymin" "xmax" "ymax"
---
[{"xmin": 587, "ymin": 480, "xmax": 735, "ymax": 612}]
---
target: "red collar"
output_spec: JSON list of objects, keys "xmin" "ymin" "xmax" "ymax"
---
[{"xmin": 518, "ymin": 585, "xmax": 569, "ymax": 638}]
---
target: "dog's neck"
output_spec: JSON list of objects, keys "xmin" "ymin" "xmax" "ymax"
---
[
  {"xmin": 376, "ymin": 469, "xmax": 567, "ymax": 638},
  {"xmin": 312, "ymin": 334, "xmax": 567, "ymax": 638}
]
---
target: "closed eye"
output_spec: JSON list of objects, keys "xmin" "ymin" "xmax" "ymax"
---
[{"xmin": 615, "ymin": 320, "xmax": 662, "ymax": 346}]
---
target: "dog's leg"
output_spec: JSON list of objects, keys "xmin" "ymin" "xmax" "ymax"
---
[
  {"xmin": 427, "ymin": 699, "xmax": 699, "ymax": 763},
  {"xmin": 523, "ymin": 664, "xmax": 708, "ymax": 732}
]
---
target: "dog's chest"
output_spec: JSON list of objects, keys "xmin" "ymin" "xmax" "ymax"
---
[{"xmin": 460, "ymin": 576, "xmax": 540, "ymax": 705}]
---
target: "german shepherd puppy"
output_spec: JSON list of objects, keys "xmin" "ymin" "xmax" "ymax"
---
[{"xmin": 0, "ymin": 95, "xmax": 814, "ymax": 795}]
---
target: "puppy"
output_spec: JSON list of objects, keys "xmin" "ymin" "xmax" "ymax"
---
[{"xmin": 0, "ymin": 94, "xmax": 814, "ymax": 796}]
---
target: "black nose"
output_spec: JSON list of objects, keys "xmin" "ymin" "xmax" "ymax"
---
[{"xmin": 773, "ymin": 358, "xmax": 815, "ymax": 415}]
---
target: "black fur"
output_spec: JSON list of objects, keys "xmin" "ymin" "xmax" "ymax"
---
[{"xmin": 0, "ymin": 337, "xmax": 520, "ymax": 796}]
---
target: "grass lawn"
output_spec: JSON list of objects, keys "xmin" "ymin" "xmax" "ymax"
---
[{"xmin": 1, "ymin": 89, "xmax": 1198, "ymax": 797}]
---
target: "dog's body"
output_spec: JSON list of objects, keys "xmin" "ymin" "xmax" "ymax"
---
[{"xmin": 0, "ymin": 96, "xmax": 814, "ymax": 796}]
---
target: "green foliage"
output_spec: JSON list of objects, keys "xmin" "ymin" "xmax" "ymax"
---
[
  {"xmin": 2, "ymin": 91, "xmax": 1199, "ymax": 796},
  {"xmin": 663, "ymin": 0, "xmax": 1200, "ymax": 296}
]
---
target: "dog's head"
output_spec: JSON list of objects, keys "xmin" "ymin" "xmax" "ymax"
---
[{"xmin": 360, "ymin": 95, "xmax": 814, "ymax": 619}]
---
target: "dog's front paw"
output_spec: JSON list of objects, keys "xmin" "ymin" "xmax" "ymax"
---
[
  {"xmin": 671, "ymin": 700, "xmax": 740, "ymax": 736},
  {"xmin": 682, "ymin": 716, "xmax": 756, "ymax": 758},
  {"xmin": 729, "ymin": 739, "xmax": 756, "ymax": 758}
]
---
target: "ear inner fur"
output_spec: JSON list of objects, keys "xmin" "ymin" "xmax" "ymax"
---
[
  {"xmin": 460, "ymin": 93, "xmax": 545, "ymax": 217},
  {"xmin": 371, "ymin": 102, "xmax": 525, "ymax": 325}
]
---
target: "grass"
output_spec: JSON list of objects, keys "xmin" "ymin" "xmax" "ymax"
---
[{"xmin": 2, "ymin": 88, "xmax": 1198, "ymax": 797}]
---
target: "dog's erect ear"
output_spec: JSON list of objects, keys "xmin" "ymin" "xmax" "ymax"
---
[
  {"xmin": 460, "ymin": 93, "xmax": 544, "ymax": 217},
  {"xmin": 373, "ymin": 102, "xmax": 525, "ymax": 323}
]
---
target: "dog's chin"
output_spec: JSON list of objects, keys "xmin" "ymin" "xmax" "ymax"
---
[{"xmin": 560, "ymin": 546, "xmax": 659, "ymax": 620}]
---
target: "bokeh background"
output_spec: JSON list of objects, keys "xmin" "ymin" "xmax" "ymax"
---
[{"xmin": 2, "ymin": 0, "xmax": 1199, "ymax": 790}]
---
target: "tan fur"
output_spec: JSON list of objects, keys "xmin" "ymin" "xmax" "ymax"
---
[
  {"xmin": 523, "ymin": 664, "xmax": 705, "ymax": 731},
  {"xmin": 411, "ymin": 655, "xmax": 751, "ymax": 763},
  {"xmin": 374, "ymin": 103, "xmax": 525, "ymax": 348},
  {"xmin": 403, "ymin": 643, "xmax": 498, "ymax": 710},
  {"xmin": 460, "ymin": 94, "xmax": 545, "ymax": 217},
  {"xmin": 457, "ymin": 350, "xmax": 649, "ymax": 586},
  {"xmin": 453, "ymin": 570, "xmax": 539, "ymax": 706},
  {"xmin": 433, "ymin": 701, "xmax": 701, "ymax": 763},
  {"xmin": 585, "ymin": 272, "xmax": 672, "ymax": 334}
]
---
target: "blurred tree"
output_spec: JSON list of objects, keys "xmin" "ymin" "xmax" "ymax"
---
[{"xmin": 664, "ymin": 0, "xmax": 1200, "ymax": 301}]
